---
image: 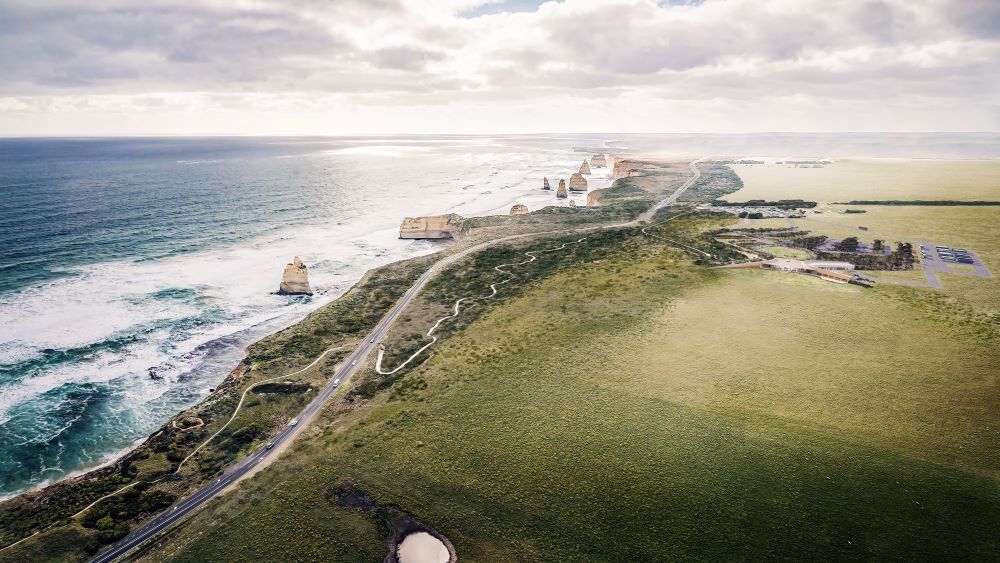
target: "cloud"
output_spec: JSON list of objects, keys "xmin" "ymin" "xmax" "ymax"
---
[
  {"xmin": 0, "ymin": 0, "xmax": 996, "ymax": 133},
  {"xmin": 368, "ymin": 46, "xmax": 447, "ymax": 71}
]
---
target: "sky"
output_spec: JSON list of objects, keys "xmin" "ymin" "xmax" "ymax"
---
[{"xmin": 0, "ymin": 0, "xmax": 998, "ymax": 136}]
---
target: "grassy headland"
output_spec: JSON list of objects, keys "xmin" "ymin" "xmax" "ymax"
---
[
  {"xmin": 131, "ymin": 210, "xmax": 998, "ymax": 562},
  {"xmin": 5, "ymin": 158, "xmax": 998, "ymax": 562}
]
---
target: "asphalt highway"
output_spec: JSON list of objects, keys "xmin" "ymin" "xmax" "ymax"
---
[
  {"xmin": 89, "ymin": 258, "xmax": 450, "ymax": 563},
  {"xmin": 89, "ymin": 232, "xmax": 553, "ymax": 563},
  {"xmin": 90, "ymin": 158, "xmax": 703, "ymax": 562}
]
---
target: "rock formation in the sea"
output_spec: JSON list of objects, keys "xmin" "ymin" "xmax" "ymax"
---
[
  {"xmin": 278, "ymin": 256, "xmax": 313, "ymax": 295},
  {"xmin": 587, "ymin": 190, "xmax": 602, "ymax": 206},
  {"xmin": 510, "ymin": 203, "xmax": 529, "ymax": 215},
  {"xmin": 579, "ymin": 160, "xmax": 591, "ymax": 174},
  {"xmin": 543, "ymin": 177, "xmax": 551, "ymax": 190},
  {"xmin": 556, "ymin": 179, "xmax": 568, "ymax": 198},
  {"xmin": 569, "ymin": 200, "xmax": 577, "ymax": 207},
  {"xmin": 399, "ymin": 214, "xmax": 465, "ymax": 239},
  {"xmin": 591, "ymin": 154, "xmax": 607, "ymax": 167},
  {"xmin": 568, "ymin": 172, "xmax": 588, "ymax": 191}
]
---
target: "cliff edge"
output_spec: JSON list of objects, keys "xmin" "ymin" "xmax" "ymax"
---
[{"xmin": 399, "ymin": 214, "xmax": 465, "ymax": 239}]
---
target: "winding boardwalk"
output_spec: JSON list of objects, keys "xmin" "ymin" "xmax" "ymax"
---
[
  {"xmin": 377, "ymin": 157, "xmax": 705, "ymax": 374},
  {"xmin": 80, "ymin": 157, "xmax": 704, "ymax": 563},
  {"xmin": 375, "ymin": 237, "xmax": 590, "ymax": 374}
]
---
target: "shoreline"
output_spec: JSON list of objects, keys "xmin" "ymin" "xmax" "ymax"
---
[
  {"xmin": 0, "ymin": 153, "xmax": 638, "ymax": 558},
  {"xmin": 0, "ymin": 154, "xmax": 598, "ymax": 501}
]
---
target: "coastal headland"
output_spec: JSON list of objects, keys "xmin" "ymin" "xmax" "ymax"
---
[{"xmin": 2, "ymin": 156, "xmax": 998, "ymax": 562}]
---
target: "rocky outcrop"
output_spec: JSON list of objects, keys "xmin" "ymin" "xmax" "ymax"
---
[
  {"xmin": 610, "ymin": 158, "xmax": 650, "ymax": 180},
  {"xmin": 510, "ymin": 203, "xmax": 528, "ymax": 215},
  {"xmin": 543, "ymin": 177, "xmax": 551, "ymax": 190},
  {"xmin": 579, "ymin": 160, "xmax": 591, "ymax": 174},
  {"xmin": 590, "ymin": 154, "xmax": 607, "ymax": 167},
  {"xmin": 278, "ymin": 256, "xmax": 312, "ymax": 295},
  {"xmin": 399, "ymin": 214, "xmax": 464, "ymax": 239},
  {"xmin": 610, "ymin": 159, "xmax": 627, "ymax": 180},
  {"xmin": 587, "ymin": 190, "xmax": 602, "ymax": 206},
  {"xmin": 556, "ymin": 179, "xmax": 568, "ymax": 198},
  {"xmin": 569, "ymin": 200, "xmax": 577, "ymax": 207},
  {"xmin": 568, "ymin": 172, "xmax": 588, "ymax": 191}
]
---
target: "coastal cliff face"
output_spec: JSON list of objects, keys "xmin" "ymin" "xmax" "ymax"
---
[
  {"xmin": 279, "ymin": 256, "xmax": 312, "ymax": 295},
  {"xmin": 556, "ymin": 179, "xmax": 568, "ymax": 198},
  {"xmin": 590, "ymin": 154, "xmax": 607, "ymax": 168},
  {"xmin": 579, "ymin": 160, "xmax": 591, "ymax": 174},
  {"xmin": 399, "ymin": 214, "xmax": 464, "ymax": 239},
  {"xmin": 610, "ymin": 158, "xmax": 652, "ymax": 180},
  {"xmin": 510, "ymin": 203, "xmax": 529, "ymax": 215},
  {"xmin": 543, "ymin": 177, "xmax": 551, "ymax": 190},
  {"xmin": 568, "ymin": 172, "xmax": 588, "ymax": 191}
]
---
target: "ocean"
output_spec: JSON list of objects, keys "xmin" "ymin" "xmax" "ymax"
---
[{"xmin": 0, "ymin": 135, "xmax": 615, "ymax": 498}]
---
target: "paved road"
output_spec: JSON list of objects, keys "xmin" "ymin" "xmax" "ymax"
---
[
  {"xmin": 90, "ymin": 253, "xmax": 457, "ymax": 563},
  {"xmin": 637, "ymin": 158, "xmax": 703, "ymax": 223},
  {"xmin": 90, "ymin": 157, "xmax": 704, "ymax": 563}
]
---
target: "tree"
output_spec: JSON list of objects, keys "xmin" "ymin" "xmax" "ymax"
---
[
  {"xmin": 873, "ymin": 239, "xmax": 884, "ymax": 252},
  {"xmin": 835, "ymin": 237, "xmax": 859, "ymax": 252}
]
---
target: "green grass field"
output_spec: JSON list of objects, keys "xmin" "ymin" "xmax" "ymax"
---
[
  {"xmin": 723, "ymin": 159, "xmax": 1000, "ymax": 203},
  {"xmin": 795, "ymin": 206, "xmax": 1000, "ymax": 314},
  {"xmin": 130, "ymin": 216, "xmax": 998, "ymax": 562},
  {"xmin": 752, "ymin": 244, "xmax": 813, "ymax": 259}
]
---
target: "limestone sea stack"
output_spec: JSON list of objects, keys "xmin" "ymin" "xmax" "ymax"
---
[
  {"xmin": 591, "ymin": 154, "xmax": 607, "ymax": 167},
  {"xmin": 510, "ymin": 203, "xmax": 529, "ymax": 215},
  {"xmin": 568, "ymin": 172, "xmax": 588, "ymax": 191},
  {"xmin": 569, "ymin": 200, "xmax": 577, "ymax": 207},
  {"xmin": 579, "ymin": 160, "xmax": 591, "ymax": 174},
  {"xmin": 399, "ymin": 214, "xmax": 464, "ymax": 239},
  {"xmin": 543, "ymin": 177, "xmax": 551, "ymax": 190},
  {"xmin": 556, "ymin": 179, "xmax": 568, "ymax": 198},
  {"xmin": 587, "ymin": 190, "xmax": 602, "ymax": 206},
  {"xmin": 278, "ymin": 256, "xmax": 312, "ymax": 295}
]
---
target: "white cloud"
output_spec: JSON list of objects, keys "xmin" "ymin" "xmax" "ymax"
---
[{"xmin": 0, "ymin": 0, "xmax": 996, "ymax": 134}]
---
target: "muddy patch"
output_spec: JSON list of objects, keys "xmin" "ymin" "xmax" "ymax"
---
[{"xmin": 327, "ymin": 481, "xmax": 457, "ymax": 563}]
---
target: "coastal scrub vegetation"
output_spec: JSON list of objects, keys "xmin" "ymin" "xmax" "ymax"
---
[{"xmin": 0, "ymin": 253, "xmax": 439, "ymax": 561}]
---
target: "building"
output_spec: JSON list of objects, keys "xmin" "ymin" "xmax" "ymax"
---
[
  {"xmin": 761, "ymin": 259, "xmax": 855, "ymax": 284},
  {"xmin": 814, "ymin": 268, "xmax": 853, "ymax": 284}
]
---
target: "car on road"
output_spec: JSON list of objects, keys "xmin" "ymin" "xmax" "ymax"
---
[
  {"xmin": 334, "ymin": 378, "xmax": 341, "ymax": 385},
  {"xmin": 351, "ymin": 360, "xmax": 357, "ymax": 366},
  {"xmin": 370, "ymin": 337, "xmax": 375, "ymax": 343},
  {"xmin": 289, "ymin": 419, "xmax": 298, "ymax": 427},
  {"xmin": 266, "ymin": 442, "xmax": 274, "ymax": 449}
]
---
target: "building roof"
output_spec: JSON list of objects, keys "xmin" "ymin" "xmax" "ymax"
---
[{"xmin": 805, "ymin": 260, "xmax": 855, "ymax": 270}]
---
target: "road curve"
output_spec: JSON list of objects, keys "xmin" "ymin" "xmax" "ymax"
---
[{"xmin": 89, "ymin": 157, "xmax": 704, "ymax": 563}]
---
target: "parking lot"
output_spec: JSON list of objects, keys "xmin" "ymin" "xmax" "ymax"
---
[{"xmin": 917, "ymin": 242, "xmax": 992, "ymax": 288}]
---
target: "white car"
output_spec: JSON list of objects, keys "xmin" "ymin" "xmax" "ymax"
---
[
  {"xmin": 333, "ymin": 378, "xmax": 341, "ymax": 385},
  {"xmin": 351, "ymin": 360, "xmax": 357, "ymax": 366},
  {"xmin": 370, "ymin": 338, "xmax": 375, "ymax": 343},
  {"xmin": 289, "ymin": 419, "xmax": 298, "ymax": 427}
]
